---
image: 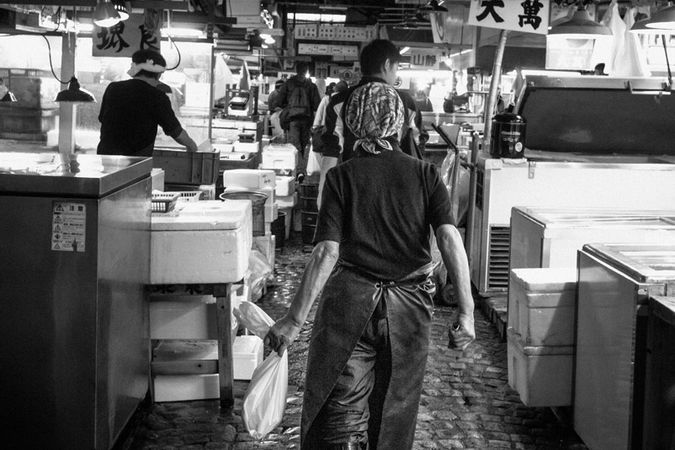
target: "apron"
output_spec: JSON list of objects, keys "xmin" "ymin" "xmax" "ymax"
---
[{"xmin": 301, "ymin": 263, "xmax": 436, "ymax": 449}]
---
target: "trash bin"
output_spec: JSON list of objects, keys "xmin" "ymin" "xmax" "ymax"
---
[{"xmin": 220, "ymin": 190, "xmax": 268, "ymax": 236}]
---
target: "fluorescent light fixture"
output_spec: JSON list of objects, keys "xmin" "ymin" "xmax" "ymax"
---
[
  {"xmin": 93, "ymin": 1, "xmax": 121, "ymax": 28},
  {"xmin": 449, "ymin": 49, "xmax": 473, "ymax": 57},
  {"xmin": 287, "ymin": 12, "xmax": 346, "ymax": 23},
  {"xmin": 161, "ymin": 27, "xmax": 205, "ymax": 38},
  {"xmin": 548, "ymin": 7, "xmax": 612, "ymax": 39},
  {"xmin": 400, "ymin": 46, "xmax": 410, "ymax": 54}
]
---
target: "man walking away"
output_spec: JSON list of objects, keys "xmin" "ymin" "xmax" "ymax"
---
[{"xmin": 271, "ymin": 61, "xmax": 321, "ymax": 177}]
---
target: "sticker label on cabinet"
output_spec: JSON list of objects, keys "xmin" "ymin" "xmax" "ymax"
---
[{"xmin": 52, "ymin": 202, "xmax": 86, "ymax": 252}]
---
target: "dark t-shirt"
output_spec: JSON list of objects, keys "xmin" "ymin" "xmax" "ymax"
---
[
  {"xmin": 97, "ymin": 79, "xmax": 183, "ymax": 157},
  {"xmin": 315, "ymin": 148, "xmax": 454, "ymax": 280}
]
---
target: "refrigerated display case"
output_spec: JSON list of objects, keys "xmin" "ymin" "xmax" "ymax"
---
[
  {"xmin": 576, "ymin": 244, "xmax": 675, "ymax": 450},
  {"xmin": 0, "ymin": 152, "xmax": 152, "ymax": 449},
  {"xmin": 470, "ymin": 74, "xmax": 675, "ymax": 296},
  {"xmin": 510, "ymin": 207, "xmax": 675, "ymax": 270}
]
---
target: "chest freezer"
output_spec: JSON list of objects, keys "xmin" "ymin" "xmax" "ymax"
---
[
  {"xmin": 510, "ymin": 207, "xmax": 675, "ymax": 270},
  {"xmin": 0, "ymin": 152, "xmax": 152, "ymax": 449},
  {"xmin": 150, "ymin": 199, "xmax": 252, "ymax": 284},
  {"xmin": 576, "ymin": 243, "xmax": 675, "ymax": 450},
  {"xmin": 470, "ymin": 74, "xmax": 675, "ymax": 296}
]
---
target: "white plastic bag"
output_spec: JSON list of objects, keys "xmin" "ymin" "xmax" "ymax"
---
[
  {"xmin": 233, "ymin": 302, "xmax": 289, "ymax": 440},
  {"xmin": 242, "ymin": 350, "xmax": 289, "ymax": 440}
]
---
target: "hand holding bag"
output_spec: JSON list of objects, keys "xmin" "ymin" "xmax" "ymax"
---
[{"xmin": 234, "ymin": 302, "xmax": 289, "ymax": 440}]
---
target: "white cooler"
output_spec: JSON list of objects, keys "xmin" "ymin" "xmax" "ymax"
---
[
  {"xmin": 508, "ymin": 268, "xmax": 577, "ymax": 346},
  {"xmin": 507, "ymin": 328, "xmax": 574, "ymax": 407},
  {"xmin": 150, "ymin": 200, "xmax": 252, "ymax": 284}
]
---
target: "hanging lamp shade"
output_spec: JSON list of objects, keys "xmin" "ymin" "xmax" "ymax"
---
[
  {"xmin": 112, "ymin": 0, "xmax": 130, "ymax": 21},
  {"xmin": 55, "ymin": 77, "xmax": 96, "ymax": 103},
  {"xmin": 644, "ymin": 5, "xmax": 675, "ymax": 30},
  {"xmin": 549, "ymin": 7, "xmax": 612, "ymax": 39},
  {"xmin": 93, "ymin": 1, "xmax": 121, "ymax": 28},
  {"xmin": 630, "ymin": 18, "xmax": 668, "ymax": 34},
  {"xmin": 1, "ymin": 91, "xmax": 17, "ymax": 102}
]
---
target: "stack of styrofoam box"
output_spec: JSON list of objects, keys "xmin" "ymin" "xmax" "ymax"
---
[
  {"xmin": 275, "ymin": 175, "xmax": 296, "ymax": 240},
  {"xmin": 150, "ymin": 291, "xmax": 260, "ymax": 402},
  {"xmin": 260, "ymin": 144, "xmax": 298, "ymax": 176},
  {"xmin": 222, "ymin": 169, "xmax": 277, "ymax": 268},
  {"xmin": 507, "ymin": 268, "xmax": 577, "ymax": 407}
]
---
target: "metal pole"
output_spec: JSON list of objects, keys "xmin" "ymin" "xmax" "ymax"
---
[
  {"xmin": 465, "ymin": 28, "xmax": 508, "ymax": 281},
  {"xmin": 482, "ymin": 29, "xmax": 509, "ymax": 154}
]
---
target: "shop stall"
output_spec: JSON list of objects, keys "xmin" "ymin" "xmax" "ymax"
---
[{"xmin": 470, "ymin": 74, "xmax": 675, "ymax": 296}]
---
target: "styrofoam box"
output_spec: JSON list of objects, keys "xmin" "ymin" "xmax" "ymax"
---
[
  {"xmin": 507, "ymin": 328, "xmax": 573, "ymax": 407},
  {"xmin": 149, "ymin": 292, "xmax": 245, "ymax": 340},
  {"xmin": 275, "ymin": 176, "xmax": 295, "ymax": 197},
  {"xmin": 150, "ymin": 200, "xmax": 252, "ymax": 284},
  {"xmin": 261, "ymin": 144, "xmax": 298, "ymax": 171},
  {"xmin": 276, "ymin": 192, "xmax": 297, "ymax": 209},
  {"xmin": 233, "ymin": 141, "xmax": 260, "ymax": 154},
  {"xmin": 222, "ymin": 169, "xmax": 276, "ymax": 190},
  {"xmin": 508, "ymin": 268, "xmax": 577, "ymax": 346},
  {"xmin": 152, "ymin": 336, "xmax": 264, "ymax": 402}
]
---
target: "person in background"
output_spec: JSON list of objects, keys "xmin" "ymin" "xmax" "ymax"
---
[
  {"xmin": 271, "ymin": 61, "xmax": 322, "ymax": 177},
  {"xmin": 308, "ymin": 81, "xmax": 348, "ymax": 179},
  {"xmin": 414, "ymin": 89, "xmax": 433, "ymax": 112},
  {"xmin": 97, "ymin": 49, "xmax": 198, "ymax": 157},
  {"xmin": 267, "ymin": 79, "xmax": 286, "ymax": 139},
  {"xmin": 265, "ymin": 81, "xmax": 475, "ymax": 450},
  {"xmin": 317, "ymin": 39, "xmax": 428, "ymax": 206}
]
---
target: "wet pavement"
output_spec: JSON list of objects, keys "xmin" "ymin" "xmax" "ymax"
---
[{"xmin": 118, "ymin": 233, "xmax": 587, "ymax": 450}]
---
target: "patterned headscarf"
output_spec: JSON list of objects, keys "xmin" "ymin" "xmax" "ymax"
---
[{"xmin": 346, "ymin": 82, "xmax": 404, "ymax": 154}]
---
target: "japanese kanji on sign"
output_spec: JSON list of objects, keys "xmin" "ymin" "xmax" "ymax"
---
[
  {"xmin": 92, "ymin": 14, "xmax": 161, "ymax": 57},
  {"xmin": 467, "ymin": 0, "xmax": 550, "ymax": 35}
]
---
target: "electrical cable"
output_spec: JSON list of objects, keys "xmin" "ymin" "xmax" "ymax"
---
[
  {"xmin": 41, "ymin": 34, "xmax": 65, "ymax": 83},
  {"xmin": 166, "ymin": 35, "xmax": 182, "ymax": 70}
]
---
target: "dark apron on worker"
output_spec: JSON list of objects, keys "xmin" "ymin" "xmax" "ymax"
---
[{"xmin": 301, "ymin": 262, "xmax": 436, "ymax": 449}]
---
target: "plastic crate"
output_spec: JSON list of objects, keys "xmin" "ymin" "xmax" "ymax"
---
[
  {"xmin": 173, "ymin": 191, "xmax": 205, "ymax": 202},
  {"xmin": 300, "ymin": 196, "xmax": 318, "ymax": 212},
  {"xmin": 299, "ymin": 182, "xmax": 319, "ymax": 198},
  {"xmin": 151, "ymin": 192, "xmax": 180, "ymax": 213},
  {"xmin": 153, "ymin": 149, "xmax": 220, "ymax": 185}
]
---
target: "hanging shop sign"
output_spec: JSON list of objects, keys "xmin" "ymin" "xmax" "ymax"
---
[
  {"xmin": 430, "ymin": 6, "xmax": 475, "ymax": 45},
  {"xmin": 408, "ymin": 48, "xmax": 449, "ymax": 69},
  {"xmin": 467, "ymin": 0, "xmax": 550, "ymax": 35},
  {"xmin": 92, "ymin": 14, "xmax": 161, "ymax": 57}
]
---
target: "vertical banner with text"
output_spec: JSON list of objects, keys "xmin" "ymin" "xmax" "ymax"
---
[
  {"xmin": 467, "ymin": 0, "xmax": 550, "ymax": 35},
  {"xmin": 92, "ymin": 14, "xmax": 161, "ymax": 57}
]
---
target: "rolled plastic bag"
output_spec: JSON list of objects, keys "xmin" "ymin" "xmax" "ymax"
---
[{"xmin": 233, "ymin": 301, "xmax": 288, "ymax": 440}]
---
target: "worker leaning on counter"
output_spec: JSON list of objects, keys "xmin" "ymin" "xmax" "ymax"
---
[{"xmin": 97, "ymin": 49, "xmax": 198, "ymax": 157}]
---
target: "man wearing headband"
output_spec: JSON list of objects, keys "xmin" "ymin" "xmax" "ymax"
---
[
  {"xmin": 265, "ymin": 82, "xmax": 475, "ymax": 450},
  {"xmin": 97, "ymin": 49, "xmax": 198, "ymax": 157}
]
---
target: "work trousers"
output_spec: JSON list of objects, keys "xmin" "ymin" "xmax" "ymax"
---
[
  {"xmin": 288, "ymin": 119, "xmax": 311, "ymax": 174},
  {"xmin": 314, "ymin": 300, "xmax": 390, "ymax": 448}
]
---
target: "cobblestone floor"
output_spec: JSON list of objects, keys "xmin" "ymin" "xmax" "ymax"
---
[{"xmin": 119, "ymin": 234, "xmax": 587, "ymax": 450}]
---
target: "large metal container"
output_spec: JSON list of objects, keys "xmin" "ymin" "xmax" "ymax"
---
[
  {"xmin": 510, "ymin": 207, "xmax": 675, "ymax": 270},
  {"xmin": 576, "ymin": 244, "xmax": 675, "ymax": 450},
  {"xmin": 0, "ymin": 152, "xmax": 152, "ymax": 450}
]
